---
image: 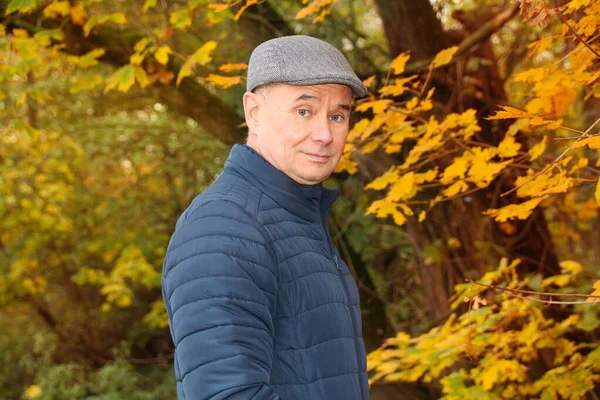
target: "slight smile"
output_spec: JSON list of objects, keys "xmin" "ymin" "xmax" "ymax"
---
[{"xmin": 304, "ymin": 153, "xmax": 331, "ymax": 163}]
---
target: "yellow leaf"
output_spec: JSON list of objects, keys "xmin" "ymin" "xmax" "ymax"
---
[
  {"xmin": 129, "ymin": 52, "xmax": 144, "ymax": 65},
  {"xmin": 134, "ymin": 66, "xmax": 151, "ymax": 88},
  {"xmin": 43, "ymin": 1, "xmax": 70, "ymax": 18},
  {"xmin": 362, "ymin": 75, "xmax": 375, "ymax": 88},
  {"xmin": 24, "ymin": 385, "xmax": 42, "ymax": 399},
  {"xmin": 486, "ymin": 105, "xmax": 532, "ymax": 120},
  {"xmin": 595, "ymin": 178, "xmax": 600, "ymax": 205},
  {"xmin": 70, "ymin": 4, "xmax": 88, "ymax": 26},
  {"xmin": 388, "ymin": 172, "xmax": 416, "ymax": 201},
  {"xmin": 208, "ymin": 3, "xmax": 230, "ymax": 12},
  {"xmin": 0, "ymin": 24, "xmax": 5, "ymax": 37},
  {"xmin": 513, "ymin": 67, "xmax": 547, "ymax": 82},
  {"xmin": 143, "ymin": 0, "xmax": 157, "ymax": 11},
  {"xmin": 134, "ymin": 37, "xmax": 150, "ymax": 53},
  {"xmin": 365, "ymin": 168, "xmax": 399, "ymax": 191},
  {"xmin": 559, "ymin": 260, "xmax": 582, "ymax": 276},
  {"xmin": 366, "ymin": 200, "xmax": 407, "ymax": 225},
  {"xmin": 390, "ymin": 51, "xmax": 411, "ymax": 74},
  {"xmin": 234, "ymin": 0, "xmax": 261, "ymax": 21},
  {"xmin": 206, "ymin": 74, "xmax": 243, "ymax": 89},
  {"xmin": 499, "ymin": 222, "xmax": 517, "ymax": 235},
  {"xmin": 564, "ymin": 0, "xmax": 591, "ymax": 14},
  {"xmin": 443, "ymin": 180, "xmax": 469, "ymax": 197},
  {"xmin": 12, "ymin": 28, "xmax": 29, "ymax": 38},
  {"xmin": 177, "ymin": 41, "xmax": 218, "ymax": 87},
  {"xmin": 497, "ymin": 136, "xmax": 522, "ymax": 158},
  {"xmin": 415, "ymin": 168, "xmax": 437, "ymax": 184},
  {"xmin": 219, "ymin": 63, "xmax": 248, "ymax": 72},
  {"xmin": 154, "ymin": 45, "xmax": 171, "ymax": 65},
  {"xmin": 105, "ymin": 64, "xmax": 135, "ymax": 93},
  {"xmin": 484, "ymin": 196, "xmax": 547, "ymax": 222},
  {"xmin": 109, "ymin": 12, "xmax": 127, "ymax": 24},
  {"xmin": 468, "ymin": 160, "xmax": 504, "ymax": 188},
  {"xmin": 587, "ymin": 280, "xmax": 600, "ymax": 302},
  {"xmin": 572, "ymin": 136, "xmax": 600, "ymax": 150},
  {"xmin": 378, "ymin": 76, "xmax": 417, "ymax": 97},
  {"xmin": 356, "ymin": 99, "xmax": 392, "ymax": 114},
  {"xmin": 418, "ymin": 211, "xmax": 426, "ymax": 222},
  {"xmin": 431, "ymin": 46, "xmax": 458, "ymax": 68},
  {"xmin": 528, "ymin": 135, "xmax": 547, "ymax": 161},
  {"xmin": 542, "ymin": 274, "xmax": 571, "ymax": 288},
  {"xmin": 312, "ymin": 8, "xmax": 330, "ymax": 24},
  {"xmin": 478, "ymin": 360, "xmax": 527, "ymax": 391}
]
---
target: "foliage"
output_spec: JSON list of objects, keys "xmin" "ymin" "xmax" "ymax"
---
[
  {"xmin": 1, "ymin": 0, "xmax": 600, "ymax": 398},
  {"xmin": 368, "ymin": 258, "xmax": 600, "ymax": 399}
]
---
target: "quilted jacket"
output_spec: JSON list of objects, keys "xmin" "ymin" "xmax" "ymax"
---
[{"xmin": 162, "ymin": 144, "xmax": 369, "ymax": 400}]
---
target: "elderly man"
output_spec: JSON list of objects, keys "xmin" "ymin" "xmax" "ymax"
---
[{"xmin": 162, "ymin": 35, "xmax": 369, "ymax": 400}]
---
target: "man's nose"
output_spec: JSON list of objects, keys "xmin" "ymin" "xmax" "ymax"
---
[{"xmin": 311, "ymin": 118, "xmax": 333, "ymax": 144}]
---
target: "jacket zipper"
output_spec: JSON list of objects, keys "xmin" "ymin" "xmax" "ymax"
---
[{"xmin": 321, "ymin": 212, "xmax": 367, "ymax": 399}]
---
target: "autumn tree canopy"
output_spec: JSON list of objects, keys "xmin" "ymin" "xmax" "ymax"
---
[{"xmin": 1, "ymin": 0, "xmax": 599, "ymax": 399}]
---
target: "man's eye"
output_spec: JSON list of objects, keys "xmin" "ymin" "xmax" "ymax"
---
[
  {"xmin": 330, "ymin": 115, "xmax": 343, "ymax": 122},
  {"xmin": 298, "ymin": 109, "xmax": 310, "ymax": 117}
]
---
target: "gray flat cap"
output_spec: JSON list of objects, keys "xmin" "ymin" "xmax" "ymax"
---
[{"xmin": 247, "ymin": 35, "xmax": 368, "ymax": 98}]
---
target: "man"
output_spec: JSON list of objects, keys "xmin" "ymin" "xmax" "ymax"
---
[{"xmin": 162, "ymin": 35, "xmax": 369, "ymax": 400}]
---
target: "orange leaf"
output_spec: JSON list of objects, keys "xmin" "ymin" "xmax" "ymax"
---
[
  {"xmin": 205, "ymin": 74, "xmax": 243, "ymax": 89},
  {"xmin": 70, "ymin": 4, "xmax": 88, "ymax": 26},
  {"xmin": 218, "ymin": 63, "xmax": 248, "ymax": 72}
]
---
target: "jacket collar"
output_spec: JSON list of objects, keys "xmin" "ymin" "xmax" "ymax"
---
[{"xmin": 223, "ymin": 144, "xmax": 339, "ymax": 223}]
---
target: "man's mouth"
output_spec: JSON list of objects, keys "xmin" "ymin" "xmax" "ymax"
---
[{"xmin": 304, "ymin": 153, "xmax": 330, "ymax": 163}]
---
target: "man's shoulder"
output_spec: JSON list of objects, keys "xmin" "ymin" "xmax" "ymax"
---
[{"xmin": 176, "ymin": 171, "xmax": 260, "ymax": 230}]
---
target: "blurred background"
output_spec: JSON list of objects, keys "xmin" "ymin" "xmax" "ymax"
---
[{"xmin": 1, "ymin": 0, "xmax": 599, "ymax": 399}]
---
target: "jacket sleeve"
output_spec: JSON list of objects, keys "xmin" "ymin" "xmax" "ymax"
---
[{"xmin": 162, "ymin": 200, "xmax": 280, "ymax": 400}]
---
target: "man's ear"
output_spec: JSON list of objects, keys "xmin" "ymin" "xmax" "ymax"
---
[{"xmin": 243, "ymin": 91, "xmax": 261, "ymax": 131}]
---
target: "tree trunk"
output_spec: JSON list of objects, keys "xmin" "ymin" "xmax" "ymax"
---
[{"xmin": 373, "ymin": 0, "xmax": 560, "ymax": 321}]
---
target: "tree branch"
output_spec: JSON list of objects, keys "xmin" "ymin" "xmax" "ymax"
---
[{"xmin": 404, "ymin": 2, "xmax": 521, "ymax": 74}]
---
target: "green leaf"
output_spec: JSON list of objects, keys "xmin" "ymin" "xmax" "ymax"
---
[
  {"xmin": 170, "ymin": 8, "xmax": 192, "ymax": 30},
  {"xmin": 77, "ymin": 49, "xmax": 106, "ymax": 68},
  {"xmin": 105, "ymin": 64, "xmax": 135, "ymax": 93},
  {"xmin": 143, "ymin": 0, "xmax": 157, "ymax": 11},
  {"xmin": 176, "ymin": 41, "xmax": 218, "ymax": 87},
  {"xmin": 69, "ymin": 74, "xmax": 103, "ymax": 94},
  {"xmin": 6, "ymin": 0, "xmax": 39, "ymax": 15},
  {"xmin": 133, "ymin": 37, "xmax": 150, "ymax": 53}
]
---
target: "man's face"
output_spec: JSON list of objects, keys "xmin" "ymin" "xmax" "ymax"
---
[{"xmin": 244, "ymin": 83, "xmax": 353, "ymax": 185}]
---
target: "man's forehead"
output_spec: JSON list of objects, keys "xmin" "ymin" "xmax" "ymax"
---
[{"xmin": 280, "ymin": 83, "xmax": 353, "ymax": 101}]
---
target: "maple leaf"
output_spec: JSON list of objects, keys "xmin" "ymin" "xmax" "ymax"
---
[
  {"xmin": 219, "ymin": 63, "xmax": 248, "ymax": 72},
  {"xmin": 596, "ymin": 178, "xmax": 600, "ymax": 205},
  {"xmin": 154, "ymin": 45, "xmax": 171, "ymax": 65},
  {"xmin": 208, "ymin": 3, "xmax": 230, "ymax": 13},
  {"xmin": 587, "ymin": 280, "xmax": 600, "ymax": 302},
  {"xmin": 388, "ymin": 172, "xmax": 417, "ymax": 202},
  {"xmin": 177, "ymin": 41, "xmax": 218, "ymax": 87},
  {"xmin": 43, "ymin": 1, "xmax": 70, "ymax": 18},
  {"xmin": 205, "ymin": 74, "xmax": 243, "ymax": 89},
  {"xmin": 356, "ymin": 99, "xmax": 392, "ymax": 114},
  {"xmin": 486, "ymin": 105, "xmax": 532, "ymax": 120},
  {"xmin": 362, "ymin": 75, "xmax": 375, "ymax": 88},
  {"xmin": 528, "ymin": 135, "xmax": 547, "ymax": 161},
  {"xmin": 572, "ymin": 135, "xmax": 600, "ymax": 150},
  {"xmin": 390, "ymin": 52, "xmax": 411, "ymax": 74},
  {"xmin": 366, "ymin": 168, "xmax": 399, "ymax": 191},
  {"xmin": 497, "ymin": 136, "xmax": 522, "ymax": 158},
  {"xmin": 484, "ymin": 196, "xmax": 547, "ymax": 222},
  {"xmin": 366, "ymin": 200, "xmax": 407, "ymax": 226},
  {"xmin": 431, "ymin": 46, "xmax": 459, "ymax": 68}
]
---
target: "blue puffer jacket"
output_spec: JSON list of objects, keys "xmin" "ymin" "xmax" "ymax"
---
[{"xmin": 162, "ymin": 144, "xmax": 369, "ymax": 400}]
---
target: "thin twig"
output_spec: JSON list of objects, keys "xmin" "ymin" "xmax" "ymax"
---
[
  {"xmin": 557, "ymin": 9, "xmax": 600, "ymax": 59},
  {"xmin": 466, "ymin": 279, "xmax": 600, "ymax": 305}
]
